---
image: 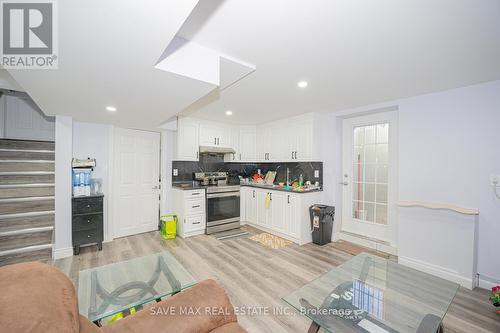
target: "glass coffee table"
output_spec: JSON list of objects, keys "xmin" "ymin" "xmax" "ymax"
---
[
  {"xmin": 78, "ymin": 251, "xmax": 196, "ymax": 325},
  {"xmin": 283, "ymin": 253, "xmax": 459, "ymax": 333}
]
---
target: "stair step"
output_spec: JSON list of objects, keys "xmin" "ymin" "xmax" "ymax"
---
[
  {"xmin": 0, "ymin": 161, "xmax": 54, "ymax": 172},
  {"xmin": 0, "ymin": 174, "xmax": 55, "ymax": 185},
  {"xmin": 0, "ymin": 197, "xmax": 54, "ymax": 215},
  {"xmin": 0, "ymin": 184, "xmax": 54, "ymax": 198},
  {"xmin": 0, "ymin": 244, "xmax": 52, "ymax": 267},
  {"xmin": 0, "ymin": 139, "xmax": 54, "ymax": 151},
  {"xmin": 0, "ymin": 227, "xmax": 53, "ymax": 252},
  {"xmin": 0, "ymin": 150, "xmax": 55, "ymax": 161},
  {"xmin": 0, "ymin": 212, "xmax": 54, "ymax": 233}
]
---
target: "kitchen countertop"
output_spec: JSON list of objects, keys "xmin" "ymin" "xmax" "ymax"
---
[
  {"xmin": 172, "ymin": 183, "xmax": 207, "ymax": 190},
  {"xmin": 240, "ymin": 183, "xmax": 322, "ymax": 194},
  {"xmin": 172, "ymin": 182, "xmax": 322, "ymax": 193}
]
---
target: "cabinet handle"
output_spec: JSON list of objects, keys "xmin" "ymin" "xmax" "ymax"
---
[
  {"xmin": 214, "ymin": 138, "xmax": 217, "ymax": 145},
  {"xmin": 87, "ymin": 235, "xmax": 91, "ymax": 238},
  {"xmin": 87, "ymin": 219, "xmax": 91, "ymax": 223},
  {"xmin": 193, "ymin": 221, "xmax": 201, "ymax": 225},
  {"xmin": 253, "ymin": 190, "xmax": 255, "ymax": 198},
  {"xmin": 291, "ymin": 151, "xmax": 294, "ymax": 159},
  {"xmin": 287, "ymin": 195, "xmax": 290, "ymax": 204},
  {"xmin": 87, "ymin": 204, "xmax": 90, "ymax": 208},
  {"xmin": 239, "ymin": 153, "xmax": 241, "ymax": 160},
  {"xmin": 192, "ymin": 205, "xmax": 200, "ymax": 208},
  {"xmin": 196, "ymin": 151, "xmax": 199, "ymax": 159},
  {"xmin": 270, "ymin": 192, "xmax": 272, "ymax": 200}
]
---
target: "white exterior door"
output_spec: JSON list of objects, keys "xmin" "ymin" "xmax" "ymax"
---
[
  {"xmin": 341, "ymin": 111, "xmax": 398, "ymax": 247},
  {"xmin": 113, "ymin": 128, "xmax": 160, "ymax": 238}
]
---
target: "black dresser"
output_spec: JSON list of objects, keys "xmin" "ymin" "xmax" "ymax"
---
[{"xmin": 72, "ymin": 194, "xmax": 104, "ymax": 255}]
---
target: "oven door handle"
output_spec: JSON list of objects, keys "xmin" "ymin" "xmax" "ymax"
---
[{"xmin": 207, "ymin": 192, "xmax": 240, "ymax": 198}]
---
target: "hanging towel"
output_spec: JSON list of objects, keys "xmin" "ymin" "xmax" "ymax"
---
[{"xmin": 265, "ymin": 192, "xmax": 271, "ymax": 209}]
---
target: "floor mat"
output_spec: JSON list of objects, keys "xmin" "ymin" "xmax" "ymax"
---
[{"xmin": 249, "ymin": 232, "xmax": 292, "ymax": 249}]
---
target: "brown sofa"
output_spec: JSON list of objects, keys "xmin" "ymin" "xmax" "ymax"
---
[{"xmin": 0, "ymin": 262, "xmax": 246, "ymax": 333}]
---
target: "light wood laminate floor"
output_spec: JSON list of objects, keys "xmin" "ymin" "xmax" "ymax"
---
[{"xmin": 55, "ymin": 226, "xmax": 500, "ymax": 333}]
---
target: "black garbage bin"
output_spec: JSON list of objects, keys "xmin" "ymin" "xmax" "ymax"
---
[{"xmin": 310, "ymin": 205, "xmax": 335, "ymax": 245}]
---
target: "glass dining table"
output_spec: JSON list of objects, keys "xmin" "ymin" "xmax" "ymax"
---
[{"xmin": 283, "ymin": 253, "xmax": 459, "ymax": 333}]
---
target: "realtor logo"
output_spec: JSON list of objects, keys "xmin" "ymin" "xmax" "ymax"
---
[{"xmin": 1, "ymin": 0, "xmax": 58, "ymax": 69}]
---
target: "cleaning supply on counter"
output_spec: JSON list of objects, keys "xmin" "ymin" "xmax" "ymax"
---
[{"xmin": 299, "ymin": 174, "xmax": 304, "ymax": 187}]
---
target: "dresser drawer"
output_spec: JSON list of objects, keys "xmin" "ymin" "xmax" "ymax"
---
[
  {"xmin": 73, "ymin": 228, "xmax": 103, "ymax": 245},
  {"xmin": 72, "ymin": 214, "xmax": 102, "ymax": 232},
  {"xmin": 184, "ymin": 215, "xmax": 205, "ymax": 233},
  {"xmin": 73, "ymin": 197, "xmax": 103, "ymax": 215},
  {"xmin": 185, "ymin": 198, "xmax": 205, "ymax": 216},
  {"xmin": 183, "ymin": 190, "xmax": 205, "ymax": 199}
]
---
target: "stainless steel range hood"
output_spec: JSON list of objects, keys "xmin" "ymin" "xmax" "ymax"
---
[{"xmin": 199, "ymin": 145, "xmax": 236, "ymax": 155}]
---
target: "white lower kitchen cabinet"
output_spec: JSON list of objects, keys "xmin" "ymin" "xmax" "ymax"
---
[
  {"xmin": 172, "ymin": 188, "xmax": 206, "ymax": 238},
  {"xmin": 241, "ymin": 186, "xmax": 323, "ymax": 244}
]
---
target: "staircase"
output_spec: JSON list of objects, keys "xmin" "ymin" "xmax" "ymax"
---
[{"xmin": 0, "ymin": 139, "xmax": 55, "ymax": 266}]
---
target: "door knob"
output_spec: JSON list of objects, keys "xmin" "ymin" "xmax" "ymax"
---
[{"xmin": 152, "ymin": 185, "xmax": 159, "ymax": 189}]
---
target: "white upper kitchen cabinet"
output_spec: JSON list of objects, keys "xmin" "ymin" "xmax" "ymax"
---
[
  {"xmin": 257, "ymin": 123, "xmax": 287, "ymax": 162},
  {"xmin": 256, "ymin": 113, "xmax": 318, "ymax": 162},
  {"xmin": 199, "ymin": 121, "xmax": 231, "ymax": 148},
  {"xmin": 176, "ymin": 118, "xmax": 199, "ymax": 161},
  {"xmin": 239, "ymin": 126, "xmax": 257, "ymax": 162},
  {"xmin": 287, "ymin": 115, "xmax": 315, "ymax": 161},
  {"xmin": 225, "ymin": 127, "xmax": 240, "ymax": 162}
]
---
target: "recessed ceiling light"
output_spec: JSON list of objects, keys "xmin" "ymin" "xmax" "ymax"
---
[
  {"xmin": 297, "ymin": 81, "xmax": 308, "ymax": 88},
  {"xmin": 106, "ymin": 106, "xmax": 117, "ymax": 112},
  {"xmin": 225, "ymin": 110, "xmax": 233, "ymax": 116}
]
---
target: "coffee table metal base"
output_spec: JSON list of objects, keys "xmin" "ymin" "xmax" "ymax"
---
[{"xmin": 89, "ymin": 255, "xmax": 181, "ymax": 326}]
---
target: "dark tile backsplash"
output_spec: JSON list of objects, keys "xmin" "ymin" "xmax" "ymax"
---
[{"xmin": 172, "ymin": 154, "xmax": 323, "ymax": 186}]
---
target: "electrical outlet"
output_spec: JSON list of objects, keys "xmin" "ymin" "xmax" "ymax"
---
[
  {"xmin": 173, "ymin": 169, "xmax": 178, "ymax": 176},
  {"xmin": 314, "ymin": 170, "xmax": 320, "ymax": 178}
]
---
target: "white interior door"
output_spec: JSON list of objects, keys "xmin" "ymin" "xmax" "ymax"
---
[
  {"xmin": 341, "ymin": 112, "xmax": 398, "ymax": 246},
  {"xmin": 113, "ymin": 128, "xmax": 160, "ymax": 238}
]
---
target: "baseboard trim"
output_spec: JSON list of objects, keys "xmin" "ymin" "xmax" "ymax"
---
[
  {"xmin": 398, "ymin": 256, "xmax": 474, "ymax": 289},
  {"xmin": 478, "ymin": 274, "xmax": 500, "ymax": 290},
  {"xmin": 338, "ymin": 231, "xmax": 398, "ymax": 255},
  {"xmin": 53, "ymin": 246, "xmax": 73, "ymax": 259}
]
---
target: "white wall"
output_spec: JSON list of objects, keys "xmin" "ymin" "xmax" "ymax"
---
[
  {"xmin": 72, "ymin": 121, "xmax": 113, "ymax": 242},
  {"xmin": 327, "ymin": 80, "xmax": 500, "ymax": 288},
  {"xmin": 54, "ymin": 116, "xmax": 73, "ymax": 259},
  {"xmin": 161, "ymin": 130, "xmax": 176, "ymax": 215},
  {"xmin": 3, "ymin": 94, "xmax": 55, "ymax": 141}
]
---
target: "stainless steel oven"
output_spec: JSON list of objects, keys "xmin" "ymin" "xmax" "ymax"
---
[{"xmin": 206, "ymin": 185, "xmax": 240, "ymax": 234}]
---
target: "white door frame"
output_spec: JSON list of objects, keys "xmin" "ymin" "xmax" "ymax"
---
[{"xmin": 339, "ymin": 111, "xmax": 398, "ymax": 253}]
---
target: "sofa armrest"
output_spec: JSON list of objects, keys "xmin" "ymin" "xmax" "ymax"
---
[{"xmin": 101, "ymin": 279, "xmax": 240, "ymax": 333}]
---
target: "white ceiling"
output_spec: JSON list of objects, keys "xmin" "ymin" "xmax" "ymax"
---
[
  {"xmin": 6, "ymin": 0, "xmax": 500, "ymax": 127},
  {"xmin": 180, "ymin": 0, "xmax": 500, "ymax": 124},
  {"xmin": 7, "ymin": 0, "xmax": 214, "ymax": 129}
]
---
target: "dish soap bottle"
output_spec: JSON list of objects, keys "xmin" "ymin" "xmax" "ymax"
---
[{"xmin": 299, "ymin": 173, "xmax": 304, "ymax": 187}]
